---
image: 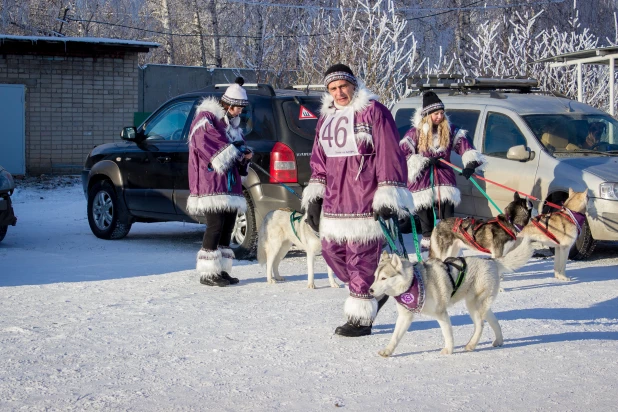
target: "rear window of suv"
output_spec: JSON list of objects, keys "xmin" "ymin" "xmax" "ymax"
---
[{"xmin": 282, "ymin": 100, "xmax": 321, "ymax": 140}]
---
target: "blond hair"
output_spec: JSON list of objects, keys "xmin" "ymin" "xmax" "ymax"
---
[{"xmin": 417, "ymin": 115, "xmax": 450, "ymax": 153}]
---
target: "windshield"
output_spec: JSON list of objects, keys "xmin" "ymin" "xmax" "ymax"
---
[{"xmin": 523, "ymin": 113, "xmax": 618, "ymax": 157}]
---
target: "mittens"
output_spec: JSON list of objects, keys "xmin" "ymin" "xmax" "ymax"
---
[
  {"xmin": 460, "ymin": 167, "xmax": 475, "ymax": 180},
  {"xmin": 373, "ymin": 206, "xmax": 398, "ymax": 221}
]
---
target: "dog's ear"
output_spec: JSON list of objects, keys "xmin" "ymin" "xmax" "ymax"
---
[
  {"xmin": 391, "ymin": 254, "xmax": 403, "ymax": 272},
  {"xmin": 380, "ymin": 251, "xmax": 390, "ymax": 261},
  {"xmin": 514, "ymin": 191, "xmax": 521, "ymax": 201},
  {"xmin": 568, "ymin": 187, "xmax": 574, "ymax": 198}
]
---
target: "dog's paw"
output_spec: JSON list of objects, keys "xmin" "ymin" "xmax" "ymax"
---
[
  {"xmin": 555, "ymin": 274, "xmax": 571, "ymax": 281},
  {"xmin": 464, "ymin": 344, "xmax": 476, "ymax": 352},
  {"xmin": 274, "ymin": 276, "xmax": 286, "ymax": 282},
  {"xmin": 307, "ymin": 282, "xmax": 315, "ymax": 289},
  {"xmin": 329, "ymin": 282, "xmax": 340, "ymax": 288},
  {"xmin": 440, "ymin": 347, "xmax": 453, "ymax": 355},
  {"xmin": 267, "ymin": 278, "xmax": 276, "ymax": 284},
  {"xmin": 492, "ymin": 338, "xmax": 504, "ymax": 347},
  {"xmin": 378, "ymin": 348, "xmax": 393, "ymax": 358},
  {"xmin": 499, "ymin": 287, "xmax": 505, "ymax": 293}
]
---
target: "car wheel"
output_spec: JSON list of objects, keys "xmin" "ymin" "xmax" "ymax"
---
[
  {"xmin": 0, "ymin": 225, "xmax": 7, "ymax": 242},
  {"xmin": 568, "ymin": 217, "xmax": 596, "ymax": 260},
  {"xmin": 87, "ymin": 180, "xmax": 132, "ymax": 240},
  {"xmin": 230, "ymin": 189, "xmax": 258, "ymax": 260}
]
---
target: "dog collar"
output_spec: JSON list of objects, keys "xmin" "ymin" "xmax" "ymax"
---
[
  {"xmin": 505, "ymin": 213, "xmax": 523, "ymax": 233},
  {"xmin": 394, "ymin": 265, "xmax": 425, "ymax": 313}
]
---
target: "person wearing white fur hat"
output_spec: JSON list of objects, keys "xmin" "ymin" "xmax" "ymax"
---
[
  {"xmin": 187, "ymin": 77, "xmax": 253, "ymax": 287},
  {"xmin": 399, "ymin": 91, "xmax": 486, "ymax": 249}
]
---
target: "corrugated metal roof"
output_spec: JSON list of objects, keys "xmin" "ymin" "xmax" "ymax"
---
[{"xmin": 0, "ymin": 34, "xmax": 159, "ymax": 54}]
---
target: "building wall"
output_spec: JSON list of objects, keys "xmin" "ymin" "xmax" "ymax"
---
[{"xmin": 0, "ymin": 53, "xmax": 138, "ymax": 175}]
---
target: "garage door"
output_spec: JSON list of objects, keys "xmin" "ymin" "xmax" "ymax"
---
[{"xmin": 0, "ymin": 84, "xmax": 25, "ymax": 175}]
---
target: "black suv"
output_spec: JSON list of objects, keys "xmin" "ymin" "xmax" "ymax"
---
[{"xmin": 81, "ymin": 84, "xmax": 323, "ymax": 259}]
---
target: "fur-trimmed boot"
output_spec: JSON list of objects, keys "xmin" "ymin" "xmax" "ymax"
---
[
  {"xmin": 219, "ymin": 247, "xmax": 239, "ymax": 285},
  {"xmin": 335, "ymin": 296, "xmax": 377, "ymax": 337},
  {"xmin": 197, "ymin": 249, "xmax": 229, "ymax": 287}
]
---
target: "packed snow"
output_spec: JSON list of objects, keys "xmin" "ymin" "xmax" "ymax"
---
[{"xmin": 1, "ymin": 177, "xmax": 617, "ymax": 411}]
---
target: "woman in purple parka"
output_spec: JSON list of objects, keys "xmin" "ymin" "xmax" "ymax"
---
[
  {"xmin": 399, "ymin": 91, "xmax": 486, "ymax": 250},
  {"xmin": 302, "ymin": 64, "xmax": 414, "ymax": 337},
  {"xmin": 187, "ymin": 77, "xmax": 253, "ymax": 287}
]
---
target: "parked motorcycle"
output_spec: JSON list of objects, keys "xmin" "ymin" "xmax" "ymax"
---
[{"xmin": 0, "ymin": 164, "xmax": 17, "ymax": 242}]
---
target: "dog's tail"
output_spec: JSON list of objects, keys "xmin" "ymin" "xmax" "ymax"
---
[{"xmin": 495, "ymin": 237, "xmax": 533, "ymax": 275}]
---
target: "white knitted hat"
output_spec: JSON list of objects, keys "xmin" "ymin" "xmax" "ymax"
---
[{"xmin": 221, "ymin": 77, "xmax": 249, "ymax": 107}]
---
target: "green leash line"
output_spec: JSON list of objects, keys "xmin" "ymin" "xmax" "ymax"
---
[
  {"xmin": 430, "ymin": 164, "xmax": 437, "ymax": 225},
  {"xmin": 409, "ymin": 212, "xmax": 422, "ymax": 263},
  {"xmin": 439, "ymin": 161, "xmax": 504, "ymax": 215}
]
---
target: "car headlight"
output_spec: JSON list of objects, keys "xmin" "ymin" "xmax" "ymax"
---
[
  {"xmin": 0, "ymin": 169, "xmax": 15, "ymax": 192},
  {"xmin": 600, "ymin": 182, "xmax": 618, "ymax": 200}
]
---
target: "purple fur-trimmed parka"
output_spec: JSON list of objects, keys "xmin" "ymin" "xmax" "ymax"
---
[
  {"xmin": 399, "ymin": 110, "xmax": 486, "ymax": 212},
  {"xmin": 301, "ymin": 85, "xmax": 414, "ymax": 244},
  {"xmin": 187, "ymin": 98, "xmax": 249, "ymax": 215}
]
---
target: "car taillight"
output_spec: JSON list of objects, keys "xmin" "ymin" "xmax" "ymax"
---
[{"xmin": 269, "ymin": 142, "xmax": 297, "ymax": 183}]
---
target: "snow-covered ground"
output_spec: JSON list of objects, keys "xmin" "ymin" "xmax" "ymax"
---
[{"xmin": 1, "ymin": 178, "xmax": 618, "ymax": 411}]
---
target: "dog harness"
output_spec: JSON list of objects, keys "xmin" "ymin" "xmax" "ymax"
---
[
  {"xmin": 530, "ymin": 208, "xmax": 584, "ymax": 245},
  {"xmin": 452, "ymin": 215, "xmax": 519, "ymax": 254},
  {"xmin": 443, "ymin": 257, "xmax": 467, "ymax": 297},
  {"xmin": 289, "ymin": 210, "xmax": 304, "ymax": 241},
  {"xmin": 394, "ymin": 265, "xmax": 426, "ymax": 313}
]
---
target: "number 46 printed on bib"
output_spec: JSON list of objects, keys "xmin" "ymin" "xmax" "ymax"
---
[{"xmin": 318, "ymin": 108, "xmax": 359, "ymax": 157}]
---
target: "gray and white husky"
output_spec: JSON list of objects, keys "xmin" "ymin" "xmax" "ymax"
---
[
  {"xmin": 430, "ymin": 192, "xmax": 536, "ymax": 260},
  {"xmin": 257, "ymin": 209, "xmax": 339, "ymax": 288},
  {"xmin": 369, "ymin": 238, "xmax": 533, "ymax": 357}
]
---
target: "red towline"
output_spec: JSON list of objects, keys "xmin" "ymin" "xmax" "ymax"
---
[{"xmin": 438, "ymin": 159, "xmax": 563, "ymax": 210}]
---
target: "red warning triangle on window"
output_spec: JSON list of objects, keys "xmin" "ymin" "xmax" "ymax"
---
[{"xmin": 299, "ymin": 105, "xmax": 318, "ymax": 120}]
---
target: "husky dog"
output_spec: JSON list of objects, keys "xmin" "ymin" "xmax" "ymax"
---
[
  {"xmin": 430, "ymin": 192, "xmax": 535, "ymax": 260},
  {"xmin": 257, "ymin": 209, "xmax": 339, "ymax": 288},
  {"xmin": 369, "ymin": 238, "xmax": 533, "ymax": 357},
  {"xmin": 519, "ymin": 189, "xmax": 588, "ymax": 281}
]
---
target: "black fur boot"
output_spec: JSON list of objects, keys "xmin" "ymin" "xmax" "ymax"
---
[
  {"xmin": 220, "ymin": 271, "xmax": 239, "ymax": 285},
  {"xmin": 334, "ymin": 322, "xmax": 372, "ymax": 337},
  {"xmin": 200, "ymin": 274, "xmax": 230, "ymax": 287}
]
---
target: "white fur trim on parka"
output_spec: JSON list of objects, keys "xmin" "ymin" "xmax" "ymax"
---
[
  {"xmin": 196, "ymin": 249, "xmax": 223, "ymax": 278},
  {"xmin": 372, "ymin": 185, "xmax": 415, "ymax": 218},
  {"xmin": 319, "ymin": 215, "xmax": 383, "ymax": 244},
  {"xmin": 187, "ymin": 194, "xmax": 247, "ymax": 214},
  {"xmin": 410, "ymin": 185, "xmax": 461, "ymax": 211},
  {"xmin": 344, "ymin": 296, "xmax": 378, "ymax": 326},
  {"xmin": 462, "ymin": 149, "xmax": 487, "ymax": 171},
  {"xmin": 301, "ymin": 182, "xmax": 326, "ymax": 211}
]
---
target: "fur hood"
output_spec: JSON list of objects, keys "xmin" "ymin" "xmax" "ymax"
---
[
  {"xmin": 320, "ymin": 83, "xmax": 379, "ymax": 116},
  {"xmin": 195, "ymin": 97, "xmax": 225, "ymax": 120},
  {"xmin": 411, "ymin": 109, "xmax": 451, "ymax": 134}
]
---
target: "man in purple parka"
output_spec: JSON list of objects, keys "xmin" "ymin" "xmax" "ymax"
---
[
  {"xmin": 302, "ymin": 64, "xmax": 414, "ymax": 337},
  {"xmin": 187, "ymin": 77, "xmax": 252, "ymax": 287}
]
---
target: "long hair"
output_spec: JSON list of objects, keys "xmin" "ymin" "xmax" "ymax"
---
[{"xmin": 417, "ymin": 115, "xmax": 450, "ymax": 153}]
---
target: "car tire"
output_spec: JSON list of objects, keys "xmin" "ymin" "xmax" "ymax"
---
[
  {"xmin": 568, "ymin": 217, "xmax": 596, "ymax": 260},
  {"xmin": 0, "ymin": 225, "xmax": 7, "ymax": 242},
  {"xmin": 87, "ymin": 180, "xmax": 132, "ymax": 240},
  {"xmin": 230, "ymin": 189, "xmax": 258, "ymax": 260}
]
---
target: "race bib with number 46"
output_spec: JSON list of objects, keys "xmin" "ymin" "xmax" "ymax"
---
[{"xmin": 318, "ymin": 108, "xmax": 359, "ymax": 157}]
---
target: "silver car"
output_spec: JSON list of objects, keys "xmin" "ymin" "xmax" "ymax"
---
[{"xmin": 392, "ymin": 80, "xmax": 618, "ymax": 259}]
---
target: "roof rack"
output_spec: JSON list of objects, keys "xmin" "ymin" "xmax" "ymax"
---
[
  {"xmin": 407, "ymin": 75, "xmax": 539, "ymax": 93},
  {"xmin": 285, "ymin": 84, "xmax": 327, "ymax": 95},
  {"xmin": 207, "ymin": 83, "xmax": 276, "ymax": 97}
]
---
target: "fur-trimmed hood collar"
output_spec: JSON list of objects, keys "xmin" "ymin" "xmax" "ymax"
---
[
  {"xmin": 196, "ymin": 97, "xmax": 225, "ymax": 119},
  {"xmin": 411, "ymin": 108, "xmax": 451, "ymax": 130},
  {"xmin": 320, "ymin": 83, "xmax": 379, "ymax": 116}
]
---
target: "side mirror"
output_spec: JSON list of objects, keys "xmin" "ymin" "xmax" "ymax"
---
[
  {"xmin": 121, "ymin": 126, "xmax": 137, "ymax": 141},
  {"xmin": 507, "ymin": 144, "xmax": 534, "ymax": 161}
]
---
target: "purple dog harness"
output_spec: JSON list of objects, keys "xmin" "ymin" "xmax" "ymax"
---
[{"xmin": 394, "ymin": 265, "xmax": 426, "ymax": 313}]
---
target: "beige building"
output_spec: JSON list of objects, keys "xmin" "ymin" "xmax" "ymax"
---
[{"xmin": 0, "ymin": 35, "xmax": 158, "ymax": 175}]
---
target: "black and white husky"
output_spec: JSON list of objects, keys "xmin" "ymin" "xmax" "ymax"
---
[
  {"xmin": 369, "ymin": 238, "xmax": 533, "ymax": 357},
  {"xmin": 257, "ymin": 209, "xmax": 339, "ymax": 288}
]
